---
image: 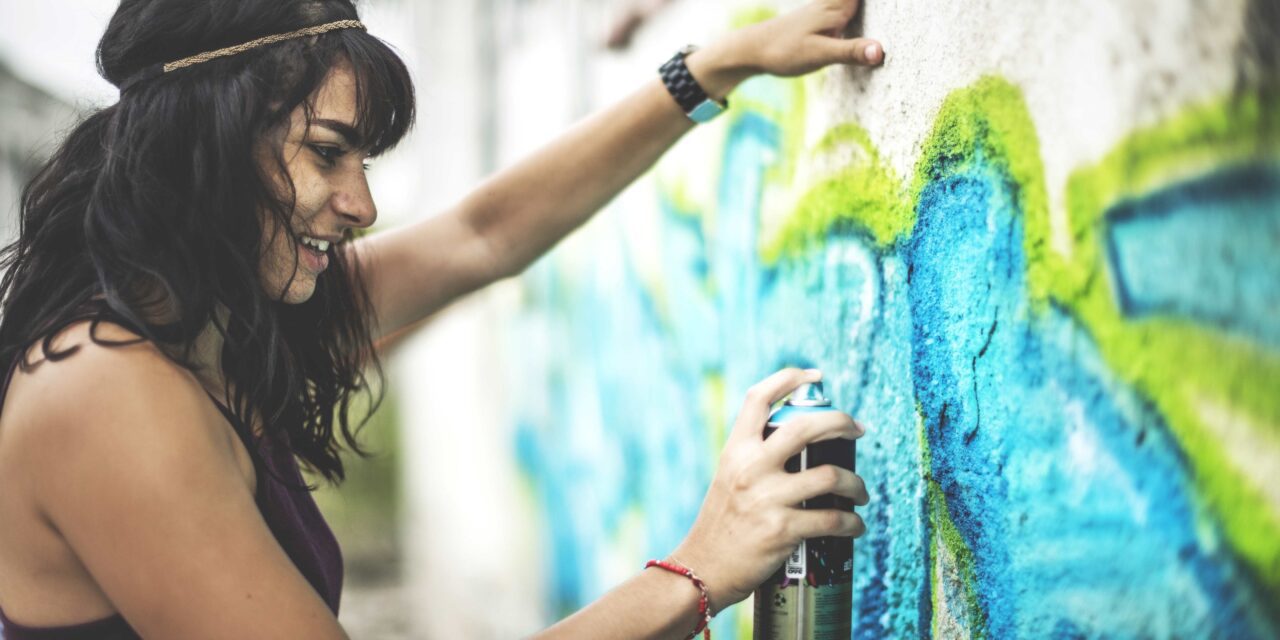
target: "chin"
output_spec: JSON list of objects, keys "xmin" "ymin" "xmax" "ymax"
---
[
  {"xmin": 281, "ymin": 284, "xmax": 318, "ymax": 304},
  {"xmin": 264, "ymin": 272, "xmax": 319, "ymax": 304}
]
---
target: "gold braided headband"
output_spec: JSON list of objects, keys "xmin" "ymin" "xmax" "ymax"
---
[
  {"xmin": 163, "ymin": 20, "xmax": 366, "ymax": 72},
  {"xmin": 119, "ymin": 20, "xmax": 366, "ymax": 93}
]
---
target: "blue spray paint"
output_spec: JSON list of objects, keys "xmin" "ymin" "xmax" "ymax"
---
[{"xmin": 510, "ymin": 80, "xmax": 1280, "ymax": 637}]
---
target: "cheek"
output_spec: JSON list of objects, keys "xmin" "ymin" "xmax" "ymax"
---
[
  {"xmin": 285, "ymin": 158, "xmax": 327, "ymax": 209},
  {"xmin": 295, "ymin": 186, "xmax": 329, "ymax": 220},
  {"xmin": 257, "ymin": 218, "xmax": 298, "ymax": 282}
]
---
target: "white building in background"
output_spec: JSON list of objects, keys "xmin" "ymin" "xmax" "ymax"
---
[
  {"xmin": 0, "ymin": 62, "xmax": 77, "ymax": 245},
  {"xmin": 0, "ymin": 1, "xmax": 653, "ymax": 637},
  {"xmin": 0, "ymin": 0, "xmax": 115, "ymax": 244},
  {"xmin": 0, "ymin": 1, "xmax": 568, "ymax": 637}
]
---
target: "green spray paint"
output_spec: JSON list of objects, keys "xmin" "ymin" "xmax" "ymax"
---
[
  {"xmin": 756, "ymin": 73, "xmax": 1280, "ymax": 599},
  {"xmin": 746, "ymin": 70, "xmax": 1278, "ymax": 622},
  {"xmin": 920, "ymin": 413, "xmax": 988, "ymax": 639},
  {"xmin": 762, "ymin": 123, "xmax": 913, "ymax": 261},
  {"xmin": 912, "ymin": 76, "xmax": 1052, "ymax": 302},
  {"xmin": 1051, "ymin": 93, "xmax": 1280, "ymax": 596}
]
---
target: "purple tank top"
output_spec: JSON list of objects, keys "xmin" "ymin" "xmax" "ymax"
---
[{"xmin": 0, "ymin": 347, "xmax": 344, "ymax": 639}]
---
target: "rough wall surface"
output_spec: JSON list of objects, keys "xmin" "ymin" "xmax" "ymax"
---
[{"xmin": 499, "ymin": 0, "xmax": 1279, "ymax": 637}]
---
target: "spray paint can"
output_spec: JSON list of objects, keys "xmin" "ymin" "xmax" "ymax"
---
[{"xmin": 753, "ymin": 380, "xmax": 855, "ymax": 640}]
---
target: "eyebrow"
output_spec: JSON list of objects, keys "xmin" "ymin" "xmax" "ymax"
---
[{"xmin": 312, "ymin": 119, "xmax": 363, "ymax": 148}]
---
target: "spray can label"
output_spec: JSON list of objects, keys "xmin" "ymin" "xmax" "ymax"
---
[
  {"xmin": 753, "ymin": 381, "xmax": 855, "ymax": 640},
  {"xmin": 785, "ymin": 539, "xmax": 807, "ymax": 580}
]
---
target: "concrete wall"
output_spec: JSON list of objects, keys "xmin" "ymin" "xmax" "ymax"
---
[
  {"xmin": 3, "ymin": 0, "xmax": 1277, "ymax": 638},
  {"xmin": 432, "ymin": 0, "xmax": 1280, "ymax": 637}
]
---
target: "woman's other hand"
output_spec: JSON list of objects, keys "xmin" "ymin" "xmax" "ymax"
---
[
  {"xmin": 670, "ymin": 368, "xmax": 870, "ymax": 615},
  {"xmin": 685, "ymin": 0, "xmax": 884, "ymax": 99}
]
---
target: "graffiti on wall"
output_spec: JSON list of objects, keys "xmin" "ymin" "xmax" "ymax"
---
[{"xmin": 508, "ymin": 42, "xmax": 1280, "ymax": 640}]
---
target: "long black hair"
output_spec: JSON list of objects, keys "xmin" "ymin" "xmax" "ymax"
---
[{"xmin": 0, "ymin": 0, "xmax": 415, "ymax": 483}]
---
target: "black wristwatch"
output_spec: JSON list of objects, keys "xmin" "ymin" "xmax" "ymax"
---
[{"xmin": 659, "ymin": 45, "xmax": 727, "ymax": 123}]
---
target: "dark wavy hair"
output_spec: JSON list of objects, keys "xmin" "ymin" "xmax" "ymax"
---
[{"xmin": 0, "ymin": 0, "xmax": 415, "ymax": 483}]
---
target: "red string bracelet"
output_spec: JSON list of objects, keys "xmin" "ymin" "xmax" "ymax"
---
[{"xmin": 644, "ymin": 559, "xmax": 711, "ymax": 639}]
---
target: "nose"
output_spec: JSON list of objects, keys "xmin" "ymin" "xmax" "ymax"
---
[{"xmin": 333, "ymin": 169, "xmax": 377, "ymax": 229}]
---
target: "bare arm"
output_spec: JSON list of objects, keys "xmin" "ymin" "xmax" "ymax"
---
[
  {"xmin": 531, "ymin": 570, "xmax": 707, "ymax": 640},
  {"xmin": 352, "ymin": 75, "xmax": 695, "ymax": 338},
  {"xmin": 533, "ymin": 368, "xmax": 870, "ymax": 638},
  {"xmin": 352, "ymin": 0, "xmax": 884, "ymax": 339}
]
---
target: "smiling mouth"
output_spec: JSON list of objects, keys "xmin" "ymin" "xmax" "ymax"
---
[
  {"xmin": 299, "ymin": 235, "xmax": 333, "ymax": 252},
  {"xmin": 297, "ymin": 235, "xmax": 333, "ymax": 271}
]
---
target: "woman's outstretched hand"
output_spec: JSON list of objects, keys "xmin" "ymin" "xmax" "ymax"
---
[
  {"xmin": 670, "ymin": 368, "xmax": 870, "ymax": 615},
  {"xmin": 686, "ymin": 0, "xmax": 884, "ymax": 99}
]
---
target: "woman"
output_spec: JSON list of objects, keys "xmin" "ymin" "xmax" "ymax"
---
[{"xmin": 0, "ymin": 0, "xmax": 881, "ymax": 637}]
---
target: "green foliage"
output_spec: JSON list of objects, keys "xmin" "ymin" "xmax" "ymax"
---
[{"xmin": 310, "ymin": 387, "xmax": 403, "ymax": 581}]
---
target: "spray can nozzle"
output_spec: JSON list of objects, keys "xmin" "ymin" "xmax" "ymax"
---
[{"xmin": 787, "ymin": 381, "xmax": 832, "ymax": 407}]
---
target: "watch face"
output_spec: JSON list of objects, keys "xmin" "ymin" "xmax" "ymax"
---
[{"xmin": 689, "ymin": 99, "xmax": 725, "ymax": 123}]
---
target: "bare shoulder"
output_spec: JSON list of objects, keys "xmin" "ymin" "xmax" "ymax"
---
[
  {"xmin": 0, "ymin": 320, "xmax": 346, "ymax": 637},
  {"xmin": 1, "ymin": 319, "xmax": 235, "ymax": 493},
  {"xmin": 11, "ymin": 318, "xmax": 192, "ymax": 398}
]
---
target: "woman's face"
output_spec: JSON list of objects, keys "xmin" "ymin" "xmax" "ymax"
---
[{"xmin": 259, "ymin": 60, "xmax": 377, "ymax": 304}]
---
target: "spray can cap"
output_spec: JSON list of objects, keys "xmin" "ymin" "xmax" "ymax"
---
[{"xmin": 787, "ymin": 381, "xmax": 831, "ymax": 407}]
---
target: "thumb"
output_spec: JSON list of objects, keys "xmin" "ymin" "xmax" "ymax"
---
[{"xmin": 728, "ymin": 367, "xmax": 823, "ymax": 443}]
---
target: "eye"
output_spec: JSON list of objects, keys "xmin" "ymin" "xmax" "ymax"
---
[
  {"xmin": 308, "ymin": 144, "xmax": 342, "ymax": 167},
  {"xmin": 362, "ymin": 157, "xmax": 373, "ymax": 172}
]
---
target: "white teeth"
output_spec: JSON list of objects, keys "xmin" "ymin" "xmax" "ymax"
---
[{"xmin": 301, "ymin": 236, "xmax": 331, "ymax": 252}]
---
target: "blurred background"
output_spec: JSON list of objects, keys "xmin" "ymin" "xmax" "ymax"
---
[{"xmin": 3, "ymin": 0, "xmax": 1278, "ymax": 638}]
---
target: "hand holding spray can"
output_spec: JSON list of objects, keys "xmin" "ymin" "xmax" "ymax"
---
[{"xmin": 753, "ymin": 380, "xmax": 855, "ymax": 640}]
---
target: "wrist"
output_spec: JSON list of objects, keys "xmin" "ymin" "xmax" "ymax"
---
[
  {"xmin": 670, "ymin": 542, "xmax": 734, "ymax": 617},
  {"xmin": 644, "ymin": 559, "xmax": 712, "ymax": 638},
  {"xmin": 683, "ymin": 33, "xmax": 757, "ymax": 101}
]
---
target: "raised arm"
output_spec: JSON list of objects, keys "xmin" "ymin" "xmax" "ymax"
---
[{"xmin": 351, "ymin": 0, "xmax": 884, "ymax": 339}]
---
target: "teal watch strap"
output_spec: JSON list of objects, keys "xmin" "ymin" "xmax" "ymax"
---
[{"xmin": 688, "ymin": 98, "xmax": 726, "ymax": 123}]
